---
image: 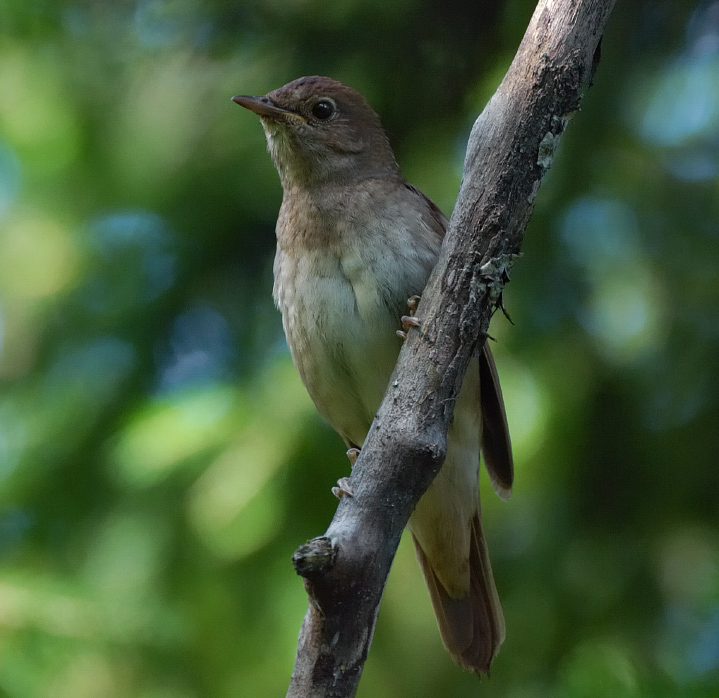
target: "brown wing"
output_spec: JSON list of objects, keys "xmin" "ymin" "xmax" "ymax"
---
[
  {"xmin": 404, "ymin": 181, "xmax": 448, "ymax": 241},
  {"xmin": 479, "ymin": 343, "xmax": 514, "ymax": 500}
]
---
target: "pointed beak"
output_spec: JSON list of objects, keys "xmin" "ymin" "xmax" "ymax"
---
[{"xmin": 231, "ymin": 95, "xmax": 306, "ymax": 123}]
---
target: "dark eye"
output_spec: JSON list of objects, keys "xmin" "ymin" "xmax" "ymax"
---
[{"xmin": 311, "ymin": 99, "xmax": 335, "ymax": 120}]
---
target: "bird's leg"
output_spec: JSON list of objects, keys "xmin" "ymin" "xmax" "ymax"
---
[
  {"xmin": 396, "ymin": 295, "xmax": 422, "ymax": 339},
  {"xmin": 346, "ymin": 447, "xmax": 360, "ymax": 467}
]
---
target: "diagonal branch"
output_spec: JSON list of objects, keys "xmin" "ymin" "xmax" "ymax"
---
[{"xmin": 286, "ymin": 1, "xmax": 616, "ymax": 696}]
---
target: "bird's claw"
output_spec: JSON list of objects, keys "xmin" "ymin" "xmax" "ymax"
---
[
  {"xmin": 401, "ymin": 315, "xmax": 421, "ymax": 328},
  {"xmin": 397, "ymin": 296, "xmax": 422, "ymax": 340},
  {"xmin": 397, "ymin": 315, "xmax": 421, "ymax": 341},
  {"xmin": 346, "ymin": 447, "xmax": 360, "ymax": 466},
  {"xmin": 332, "ymin": 477, "xmax": 354, "ymax": 499}
]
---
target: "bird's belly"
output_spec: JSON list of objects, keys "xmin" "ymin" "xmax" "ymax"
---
[{"xmin": 275, "ymin": 254, "xmax": 402, "ymax": 446}]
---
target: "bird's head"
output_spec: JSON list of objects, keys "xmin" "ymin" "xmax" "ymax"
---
[{"xmin": 233, "ymin": 76, "xmax": 400, "ymax": 188}]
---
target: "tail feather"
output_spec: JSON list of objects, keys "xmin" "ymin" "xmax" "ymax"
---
[
  {"xmin": 479, "ymin": 344, "xmax": 514, "ymax": 501},
  {"xmin": 412, "ymin": 512, "xmax": 504, "ymax": 675}
]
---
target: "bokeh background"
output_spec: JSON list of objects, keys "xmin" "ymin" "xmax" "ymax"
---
[{"xmin": 1, "ymin": 0, "xmax": 718, "ymax": 696}]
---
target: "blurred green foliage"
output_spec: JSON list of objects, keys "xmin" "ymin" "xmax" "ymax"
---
[{"xmin": 1, "ymin": 0, "xmax": 718, "ymax": 696}]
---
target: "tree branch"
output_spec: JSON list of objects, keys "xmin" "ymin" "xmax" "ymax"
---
[{"xmin": 286, "ymin": 1, "xmax": 616, "ymax": 696}]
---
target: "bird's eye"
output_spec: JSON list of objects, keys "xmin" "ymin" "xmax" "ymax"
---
[{"xmin": 311, "ymin": 99, "xmax": 335, "ymax": 120}]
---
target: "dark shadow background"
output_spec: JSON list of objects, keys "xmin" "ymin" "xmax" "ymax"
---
[{"xmin": 0, "ymin": 1, "xmax": 718, "ymax": 696}]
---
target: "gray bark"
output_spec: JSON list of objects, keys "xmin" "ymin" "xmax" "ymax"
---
[{"xmin": 286, "ymin": 1, "xmax": 617, "ymax": 696}]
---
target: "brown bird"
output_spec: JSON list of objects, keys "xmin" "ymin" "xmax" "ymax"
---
[{"xmin": 232, "ymin": 76, "xmax": 513, "ymax": 675}]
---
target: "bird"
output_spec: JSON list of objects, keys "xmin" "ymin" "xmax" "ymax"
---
[{"xmin": 232, "ymin": 76, "xmax": 513, "ymax": 675}]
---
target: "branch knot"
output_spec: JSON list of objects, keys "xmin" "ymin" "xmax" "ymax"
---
[{"xmin": 293, "ymin": 536, "xmax": 338, "ymax": 579}]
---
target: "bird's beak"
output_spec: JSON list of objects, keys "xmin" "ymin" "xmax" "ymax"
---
[{"xmin": 231, "ymin": 95, "xmax": 306, "ymax": 123}]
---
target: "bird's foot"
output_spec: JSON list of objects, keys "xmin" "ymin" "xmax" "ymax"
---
[
  {"xmin": 346, "ymin": 447, "xmax": 360, "ymax": 467},
  {"xmin": 331, "ymin": 477, "xmax": 354, "ymax": 499},
  {"xmin": 397, "ymin": 296, "xmax": 422, "ymax": 339},
  {"xmin": 396, "ymin": 315, "xmax": 421, "ymax": 339}
]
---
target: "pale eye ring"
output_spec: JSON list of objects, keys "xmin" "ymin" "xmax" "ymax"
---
[{"xmin": 311, "ymin": 99, "xmax": 335, "ymax": 120}]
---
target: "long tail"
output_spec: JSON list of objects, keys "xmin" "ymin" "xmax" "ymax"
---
[{"xmin": 411, "ymin": 511, "xmax": 505, "ymax": 675}]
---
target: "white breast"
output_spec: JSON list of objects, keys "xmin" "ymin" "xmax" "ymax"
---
[
  {"xmin": 274, "ymin": 242, "xmax": 400, "ymax": 445},
  {"xmin": 272, "ymin": 182, "xmax": 442, "ymax": 446}
]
